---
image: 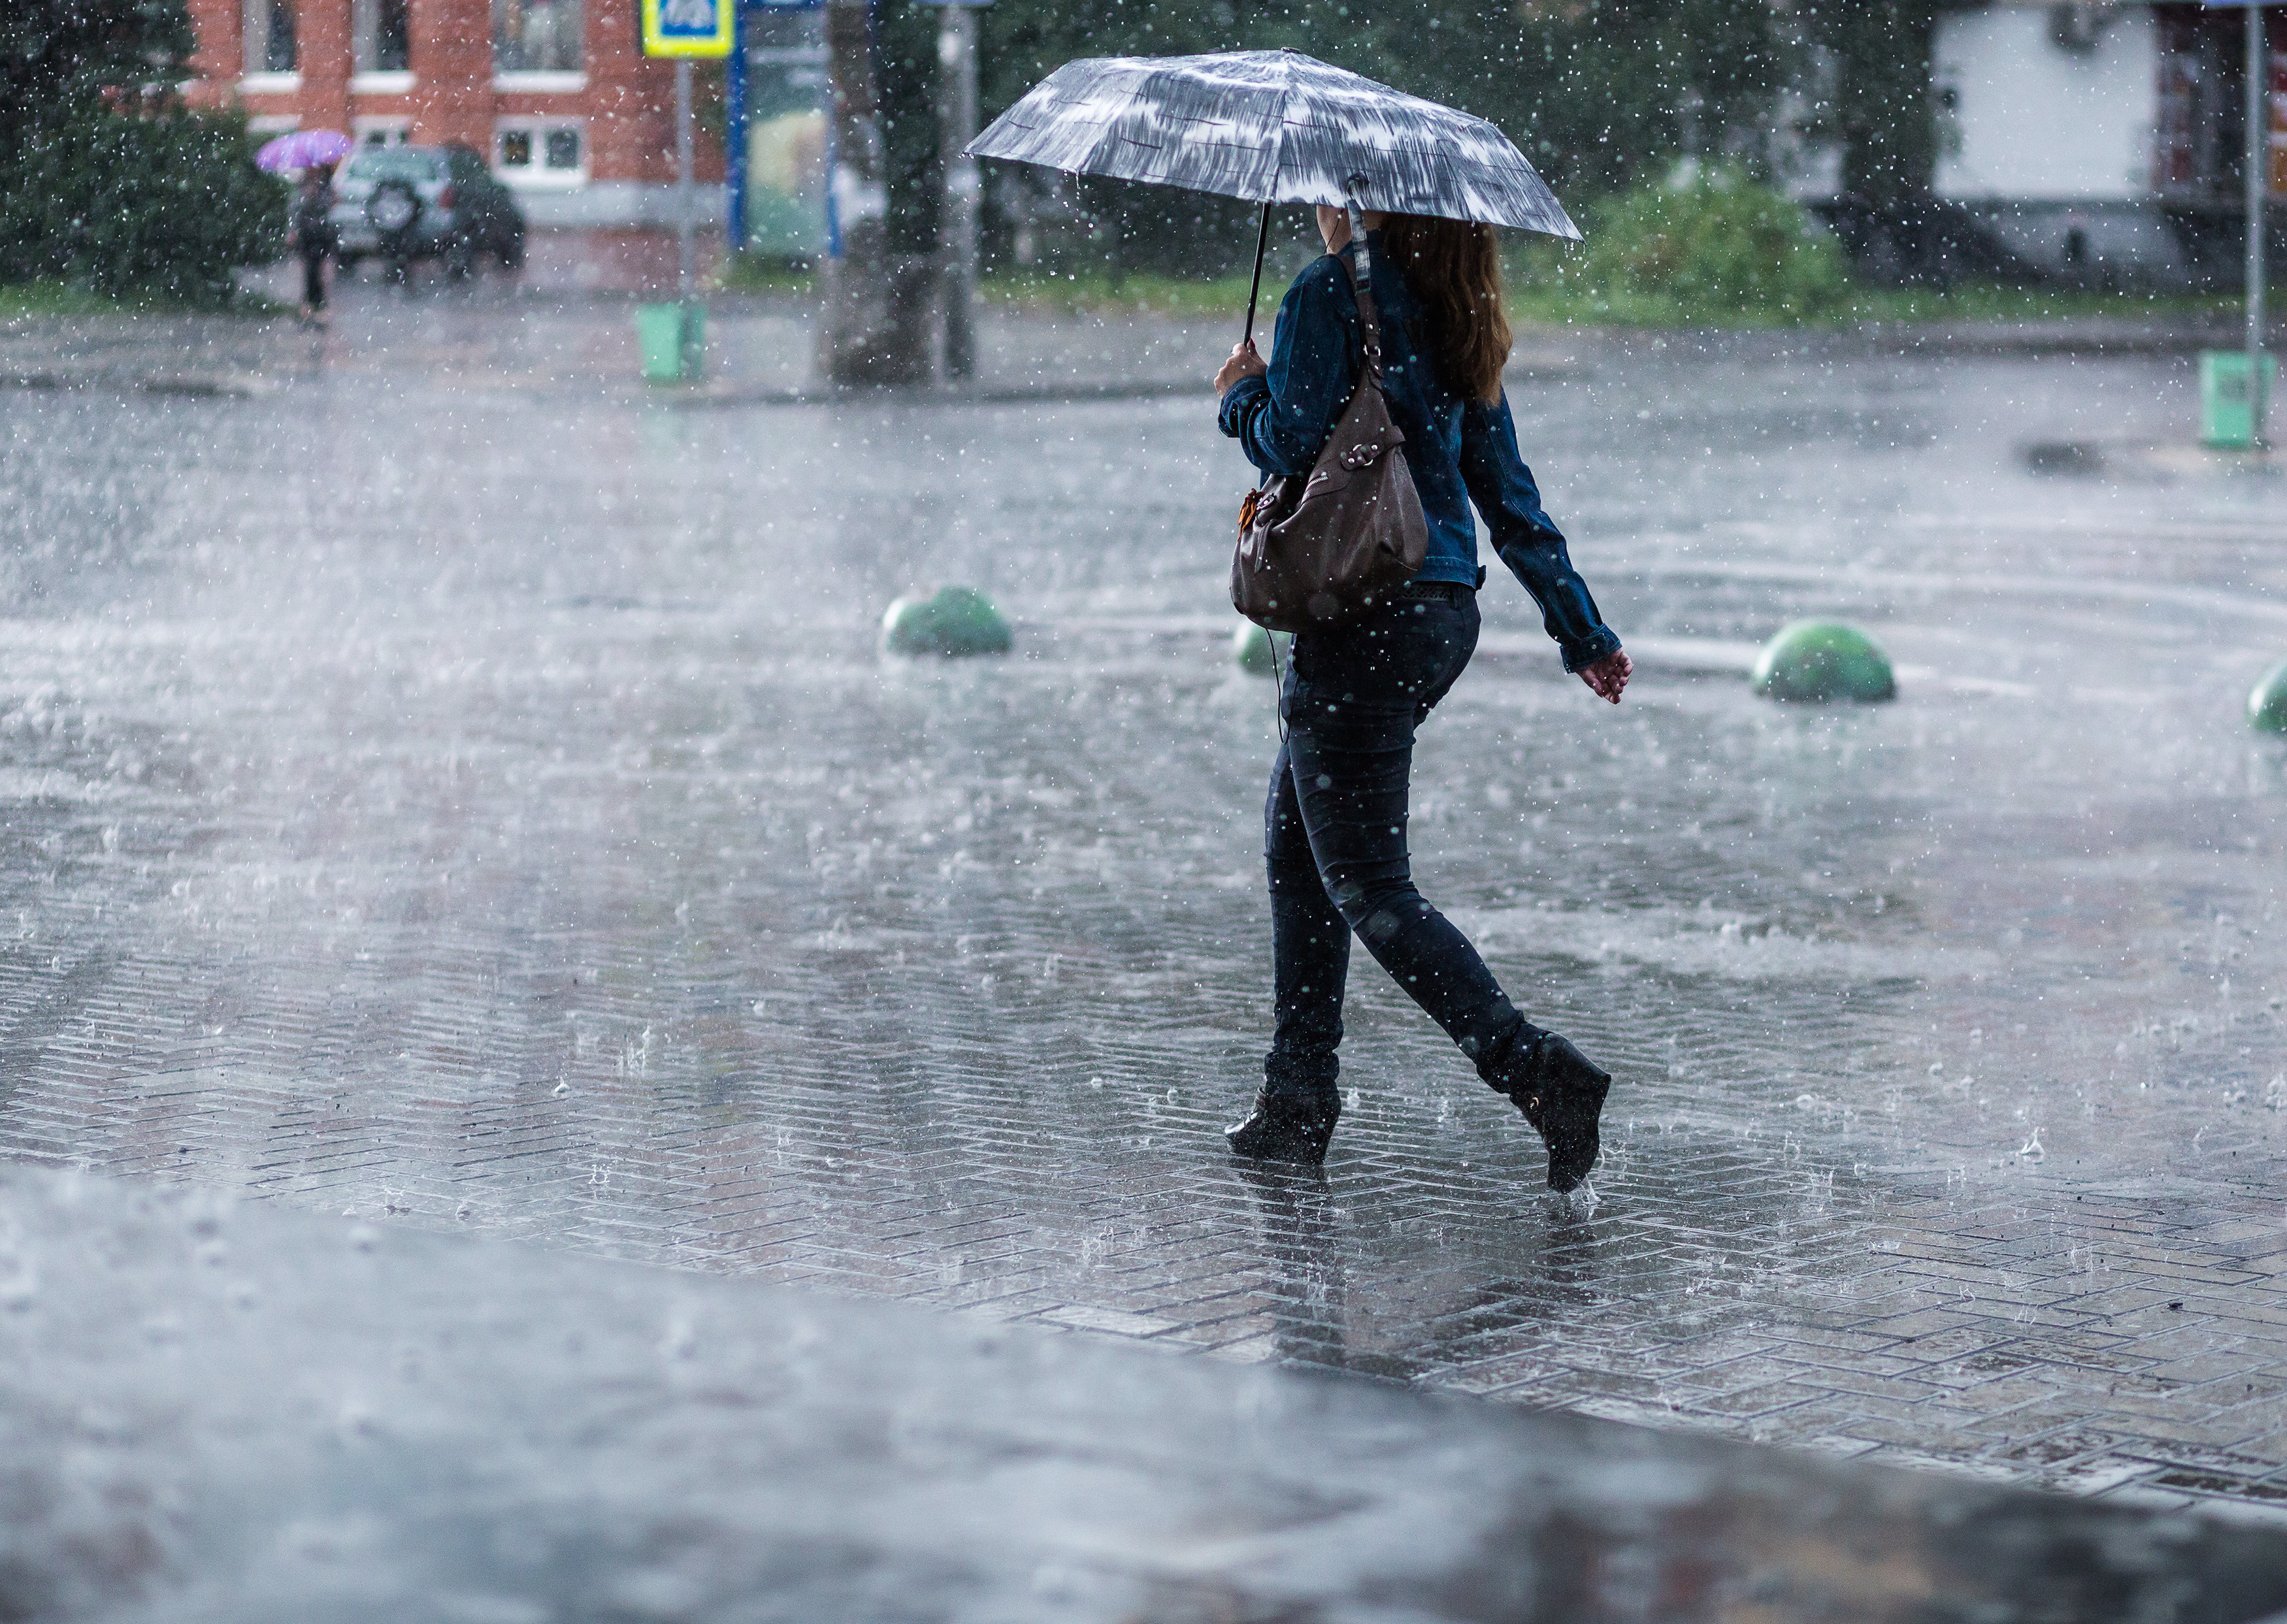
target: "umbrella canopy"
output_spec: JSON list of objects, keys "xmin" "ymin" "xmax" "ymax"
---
[
  {"xmin": 967, "ymin": 49, "xmax": 1578, "ymax": 240},
  {"xmin": 256, "ymin": 129, "xmax": 354, "ymax": 174}
]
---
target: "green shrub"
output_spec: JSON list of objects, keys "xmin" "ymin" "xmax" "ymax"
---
[
  {"xmin": 1530, "ymin": 169, "xmax": 1851, "ymax": 325},
  {"xmin": 0, "ymin": 103, "xmax": 286, "ymax": 305},
  {"xmin": 0, "ymin": 1, "xmax": 195, "ymax": 147},
  {"xmin": 0, "ymin": 0, "xmax": 279, "ymax": 305}
]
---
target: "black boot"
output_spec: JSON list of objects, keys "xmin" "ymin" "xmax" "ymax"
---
[
  {"xmin": 1226, "ymin": 1086, "xmax": 1340, "ymax": 1165},
  {"xmin": 1495, "ymin": 1031, "xmax": 1611, "ymax": 1193}
]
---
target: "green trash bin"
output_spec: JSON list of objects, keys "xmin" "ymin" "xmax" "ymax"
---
[
  {"xmin": 636, "ymin": 303, "xmax": 704, "ymax": 383},
  {"xmin": 2199, "ymin": 350, "xmax": 2275, "ymax": 449}
]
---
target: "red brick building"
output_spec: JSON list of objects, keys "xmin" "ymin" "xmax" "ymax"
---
[{"xmin": 184, "ymin": 0, "xmax": 723, "ymax": 225}]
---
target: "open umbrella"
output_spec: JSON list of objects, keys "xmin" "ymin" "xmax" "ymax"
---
[
  {"xmin": 256, "ymin": 129, "xmax": 354, "ymax": 174},
  {"xmin": 967, "ymin": 49, "xmax": 1578, "ymax": 342}
]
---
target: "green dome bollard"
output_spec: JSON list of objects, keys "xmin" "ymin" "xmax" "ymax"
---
[
  {"xmin": 1232, "ymin": 621, "xmax": 1293, "ymax": 677},
  {"xmin": 2249, "ymin": 660, "xmax": 2287, "ymax": 733},
  {"xmin": 881, "ymin": 585, "xmax": 1012, "ymax": 658},
  {"xmin": 1751, "ymin": 620, "xmax": 1896, "ymax": 704}
]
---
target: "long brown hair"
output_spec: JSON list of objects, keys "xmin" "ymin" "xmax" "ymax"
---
[{"xmin": 1377, "ymin": 214, "xmax": 1511, "ymax": 405}]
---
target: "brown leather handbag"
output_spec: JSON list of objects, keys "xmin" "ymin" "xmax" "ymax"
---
[{"xmin": 1230, "ymin": 256, "xmax": 1429, "ymax": 634}]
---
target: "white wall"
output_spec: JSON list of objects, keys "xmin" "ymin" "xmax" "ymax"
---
[
  {"xmin": 516, "ymin": 182, "xmax": 729, "ymax": 228},
  {"xmin": 1932, "ymin": 4, "xmax": 2158, "ymax": 201}
]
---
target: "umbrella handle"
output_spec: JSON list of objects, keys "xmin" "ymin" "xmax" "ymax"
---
[{"xmin": 1242, "ymin": 201, "xmax": 1272, "ymax": 349}]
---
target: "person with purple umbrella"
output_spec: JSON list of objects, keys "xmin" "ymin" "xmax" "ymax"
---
[
  {"xmin": 289, "ymin": 162, "xmax": 338, "ymax": 324},
  {"xmin": 257, "ymin": 131, "xmax": 354, "ymax": 325}
]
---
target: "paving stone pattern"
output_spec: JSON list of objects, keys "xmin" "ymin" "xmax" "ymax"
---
[
  {"xmin": 4, "ymin": 297, "xmax": 2287, "ymax": 1521},
  {"xmin": 17, "ymin": 1162, "xmax": 2287, "ymax": 1624}
]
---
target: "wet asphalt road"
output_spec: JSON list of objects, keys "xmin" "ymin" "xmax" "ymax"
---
[{"xmin": 3, "ymin": 282, "xmax": 2287, "ymax": 1516}]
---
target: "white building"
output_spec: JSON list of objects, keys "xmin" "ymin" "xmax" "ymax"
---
[{"xmin": 1800, "ymin": 1, "xmax": 2284, "ymax": 287}]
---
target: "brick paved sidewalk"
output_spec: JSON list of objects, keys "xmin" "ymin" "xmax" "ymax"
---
[
  {"xmin": 1, "ymin": 314, "xmax": 2285, "ymax": 1526},
  {"xmin": 10, "ymin": 1161, "xmax": 2287, "ymax": 1623}
]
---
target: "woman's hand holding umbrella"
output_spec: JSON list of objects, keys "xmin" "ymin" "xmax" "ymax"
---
[{"xmin": 1214, "ymin": 341, "xmax": 1266, "ymax": 396}]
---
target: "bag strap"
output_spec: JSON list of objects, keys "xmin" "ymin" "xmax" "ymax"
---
[
  {"xmin": 1334, "ymin": 252, "xmax": 1386, "ymax": 389},
  {"xmin": 1336, "ymin": 257, "xmax": 1381, "ymax": 391}
]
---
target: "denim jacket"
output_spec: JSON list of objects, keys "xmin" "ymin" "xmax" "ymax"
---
[{"xmin": 1217, "ymin": 235, "xmax": 1621, "ymax": 674}]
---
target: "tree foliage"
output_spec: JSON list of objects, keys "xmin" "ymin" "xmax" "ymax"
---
[
  {"xmin": 0, "ymin": 0, "xmax": 194, "ymax": 147},
  {"xmin": 1559, "ymin": 167, "xmax": 1848, "ymax": 319},
  {"xmin": 866, "ymin": 0, "xmax": 1798, "ymax": 269},
  {"xmin": 1800, "ymin": 1, "xmax": 1943, "ymax": 204},
  {"xmin": 964, "ymin": 0, "xmax": 1793, "ymax": 197},
  {"xmin": 0, "ymin": 0, "xmax": 284, "ymax": 302},
  {"xmin": 1, "ymin": 103, "xmax": 284, "ymax": 302},
  {"xmin": 861, "ymin": 0, "xmax": 1955, "ymax": 276}
]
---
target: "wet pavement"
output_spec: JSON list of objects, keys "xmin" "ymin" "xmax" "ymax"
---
[
  {"xmin": 0, "ymin": 247, "xmax": 1236, "ymax": 400},
  {"xmin": 4, "ymin": 275, "xmax": 2287, "ymax": 1532},
  {"xmin": 13, "ymin": 1160, "xmax": 2287, "ymax": 1624}
]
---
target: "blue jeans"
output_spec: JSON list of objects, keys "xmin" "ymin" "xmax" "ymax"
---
[{"xmin": 1264, "ymin": 584, "xmax": 1535, "ymax": 1101}]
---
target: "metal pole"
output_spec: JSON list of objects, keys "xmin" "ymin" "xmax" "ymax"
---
[
  {"xmin": 2249, "ymin": 0, "xmax": 2270, "ymax": 442},
  {"xmin": 676, "ymin": 56, "xmax": 701, "ymax": 376},
  {"xmin": 725, "ymin": 5, "xmax": 748, "ymax": 259},
  {"xmin": 935, "ymin": 4, "xmax": 979, "ymax": 380}
]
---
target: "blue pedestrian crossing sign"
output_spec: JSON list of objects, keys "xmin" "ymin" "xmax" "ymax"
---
[{"xmin": 643, "ymin": 0, "xmax": 733, "ymax": 57}]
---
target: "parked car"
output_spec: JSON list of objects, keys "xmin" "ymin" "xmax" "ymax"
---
[{"xmin": 331, "ymin": 143, "xmax": 525, "ymax": 280}]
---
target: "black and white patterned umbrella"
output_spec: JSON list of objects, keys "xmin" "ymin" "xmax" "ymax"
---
[
  {"xmin": 967, "ymin": 48, "xmax": 1579, "ymax": 239},
  {"xmin": 968, "ymin": 48, "xmax": 1577, "ymax": 342}
]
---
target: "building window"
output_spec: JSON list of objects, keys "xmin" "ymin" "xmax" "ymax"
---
[
  {"xmin": 494, "ymin": 0, "xmax": 583, "ymax": 74},
  {"xmin": 2156, "ymin": 7, "xmax": 2286, "ymax": 204},
  {"xmin": 354, "ymin": 118, "xmax": 412, "ymax": 148},
  {"xmin": 243, "ymin": 0, "xmax": 296, "ymax": 74},
  {"xmin": 354, "ymin": 0, "xmax": 411, "ymax": 73},
  {"xmin": 495, "ymin": 118, "xmax": 586, "ymax": 187}
]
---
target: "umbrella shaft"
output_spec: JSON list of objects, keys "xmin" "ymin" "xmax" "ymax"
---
[
  {"xmin": 1243, "ymin": 201, "xmax": 1272, "ymax": 349},
  {"xmin": 2250, "ymin": 0, "xmax": 2269, "ymax": 444}
]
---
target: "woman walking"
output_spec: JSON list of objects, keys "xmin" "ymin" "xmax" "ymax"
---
[
  {"xmin": 291, "ymin": 164, "xmax": 338, "ymax": 325},
  {"xmin": 1215, "ymin": 205, "xmax": 1632, "ymax": 1191}
]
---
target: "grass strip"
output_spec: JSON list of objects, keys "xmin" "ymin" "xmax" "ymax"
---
[{"xmin": 0, "ymin": 280, "xmax": 288, "ymax": 320}]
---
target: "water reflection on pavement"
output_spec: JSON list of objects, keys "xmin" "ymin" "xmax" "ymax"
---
[{"xmin": 3, "ymin": 297, "xmax": 2286, "ymax": 1517}]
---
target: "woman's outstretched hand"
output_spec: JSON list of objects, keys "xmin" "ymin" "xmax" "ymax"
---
[
  {"xmin": 1579, "ymin": 649, "xmax": 1632, "ymax": 704},
  {"xmin": 1215, "ymin": 340, "xmax": 1266, "ymax": 395}
]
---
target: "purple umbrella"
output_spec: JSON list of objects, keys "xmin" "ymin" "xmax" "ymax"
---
[{"xmin": 255, "ymin": 129, "xmax": 354, "ymax": 174}]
